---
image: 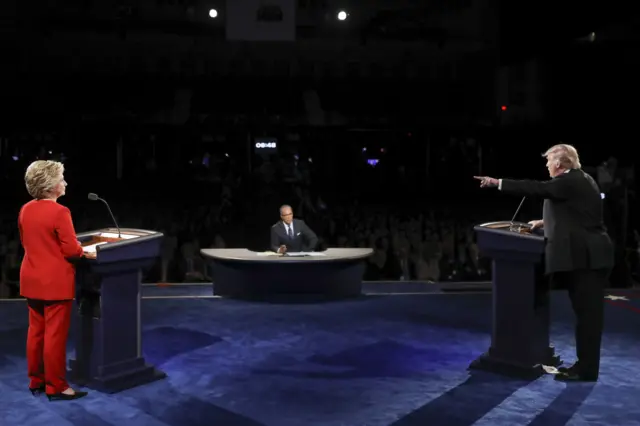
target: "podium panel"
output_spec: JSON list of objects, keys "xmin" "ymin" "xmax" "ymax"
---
[
  {"xmin": 469, "ymin": 221, "xmax": 560, "ymax": 378},
  {"xmin": 68, "ymin": 228, "xmax": 166, "ymax": 393}
]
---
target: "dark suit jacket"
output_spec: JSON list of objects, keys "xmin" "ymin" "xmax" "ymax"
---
[
  {"xmin": 501, "ymin": 169, "xmax": 614, "ymax": 274},
  {"xmin": 270, "ymin": 219, "xmax": 318, "ymax": 252}
]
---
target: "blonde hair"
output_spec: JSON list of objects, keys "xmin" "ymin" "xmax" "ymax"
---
[
  {"xmin": 24, "ymin": 160, "xmax": 65, "ymax": 199},
  {"xmin": 542, "ymin": 143, "xmax": 582, "ymax": 169}
]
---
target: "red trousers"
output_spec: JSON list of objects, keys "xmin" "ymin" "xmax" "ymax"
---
[{"xmin": 26, "ymin": 299, "xmax": 73, "ymax": 395}]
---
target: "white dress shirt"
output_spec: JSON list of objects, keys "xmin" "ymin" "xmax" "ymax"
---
[{"xmin": 285, "ymin": 222, "xmax": 294, "ymax": 237}]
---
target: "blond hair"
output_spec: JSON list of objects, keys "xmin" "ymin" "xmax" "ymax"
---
[
  {"xmin": 542, "ymin": 143, "xmax": 582, "ymax": 169},
  {"xmin": 24, "ymin": 160, "xmax": 64, "ymax": 199}
]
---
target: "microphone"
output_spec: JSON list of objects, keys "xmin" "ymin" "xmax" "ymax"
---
[
  {"xmin": 509, "ymin": 196, "xmax": 527, "ymax": 231},
  {"xmin": 88, "ymin": 193, "xmax": 121, "ymax": 238}
]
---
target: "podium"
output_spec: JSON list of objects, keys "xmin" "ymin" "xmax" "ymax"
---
[
  {"xmin": 68, "ymin": 227, "xmax": 165, "ymax": 393},
  {"xmin": 469, "ymin": 221, "xmax": 560, "ymax": 378}
]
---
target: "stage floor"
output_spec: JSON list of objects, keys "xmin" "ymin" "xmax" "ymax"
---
[{"xmin": 1, "ymin": 289, "xmax": 639, "ymax": 426}]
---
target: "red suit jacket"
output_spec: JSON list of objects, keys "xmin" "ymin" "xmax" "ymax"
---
[{"xmin": 19, "ymin": 200, "xmax": 84, "ymax": 300}]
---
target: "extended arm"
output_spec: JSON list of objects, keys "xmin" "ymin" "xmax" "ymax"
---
[
  {"xmin": 55, "ymin": 207, "xmax": 84, "ymax": 258},
  {"xmin": 499, "ymin": 177, "xmax": 570, "ymax": 200}
]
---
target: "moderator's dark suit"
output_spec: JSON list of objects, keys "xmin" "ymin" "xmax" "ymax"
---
[
  {"xmin": 501, "ymin": 168, "xmax": 614, "ymax": 378},
  {"xmin": 270, "ymin": 219, "xmax": 318, "ymax": 252}
]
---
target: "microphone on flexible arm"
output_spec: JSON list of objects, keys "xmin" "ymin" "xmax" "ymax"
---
[
  {"xmin": 88, "ymin": 193, "xmax": 121, "ymax": 238},
  {"xmin": 509, "ymin": 196, "xmax": 527, "ymax": 232}
]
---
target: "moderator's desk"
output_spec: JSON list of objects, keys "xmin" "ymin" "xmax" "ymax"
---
[{"xmin": 200, "ymin": 248, "xmax": 373, "ymax": 300}]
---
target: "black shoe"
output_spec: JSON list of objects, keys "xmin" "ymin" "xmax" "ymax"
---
[
  {"xmin": 554, "ymin": 371, "xmax": 598, "ymax": 382},
  {"xmin": 558, "ymin": 362, "xmax": 580, "ymax": 374},
  {"xmin": 47, "ymin": 391, "xmax": 88, "ymax": 401},
  {"xmin": 29, "ymin": 385, "xmax": 45, "ymax": 396}
]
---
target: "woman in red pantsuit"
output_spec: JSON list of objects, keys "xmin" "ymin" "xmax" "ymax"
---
[{"xmin": 19, "ymin": 160, "xmax": 88, "ymax": 401}]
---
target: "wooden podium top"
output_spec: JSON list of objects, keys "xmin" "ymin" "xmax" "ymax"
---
[
  {"xmin": 76, "ymin": 227, "xmax": 163, "ymax": 262},
  {"xmin": 476, "ymin": 221, "xmax": 535, "ymax": 236},
  {"xmin": 80, "ymin": 231, "xmax": 143, "ymax": 255}
]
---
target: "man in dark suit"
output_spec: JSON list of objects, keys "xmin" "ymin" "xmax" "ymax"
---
[
  {"xmin": 270, "ymin": 205, "xmax": 318, "ymax": 254},
  {"xmin": 475, "ymin": 144, "xmax": 614, "ymax": 382}
]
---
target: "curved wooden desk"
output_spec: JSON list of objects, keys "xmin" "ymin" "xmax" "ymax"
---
[{"xmin": 200, "ymin": 248, "xmax": 373, "ymax": 300}]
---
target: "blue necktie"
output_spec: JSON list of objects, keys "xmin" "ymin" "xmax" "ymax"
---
[{"xmin": 287, "ymin": 225, "xmax": 293, "ymax": 239}]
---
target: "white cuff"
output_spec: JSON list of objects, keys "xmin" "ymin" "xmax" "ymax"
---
[{"xmin": 498, "ymin": 179, "xmax": 503, "ymax": 190}]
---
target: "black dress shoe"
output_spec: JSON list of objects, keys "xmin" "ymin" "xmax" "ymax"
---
[
  {"xmin": 47, "ymin": 391, "xmax": 88, "ymax": 401},
  {"xmin": 554, "ymin": 371, "xmax": 598, "ymax": 382},
  {"xmin": 558, "ymin": 363, "xmax": 580, "ymax": 374},
  {"xmin": 29, "ymin": 385, "xmax": 45, "ymax": 396}
]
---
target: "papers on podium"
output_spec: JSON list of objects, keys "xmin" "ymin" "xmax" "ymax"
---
[
  {"xmin": 254, "ymin": 251, "xmax": 327, "ymax": 257},
  {"xmin": 100, "ymin": 232, "xmax": 138, "ymax": 239},
  {"xmin": 83, "ymin": 242, "xmax": 108, "ymax": 253},
  {"xmin": 256, "ymin": 251, "xmax": 281, "ymax": 256}
]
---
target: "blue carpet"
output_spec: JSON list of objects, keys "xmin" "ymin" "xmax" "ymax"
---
[
  {"xmin": 0, "ymin": 291, "xmax": 639, "ymax": 426},
  {"xmin": 139, "ymin": 281, "xmax": 450, "ymax": 298}
]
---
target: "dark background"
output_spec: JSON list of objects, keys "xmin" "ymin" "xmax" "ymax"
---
[{"xmin": 1, "ymin": 0, "xmax": 638, "ymax": 295}]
